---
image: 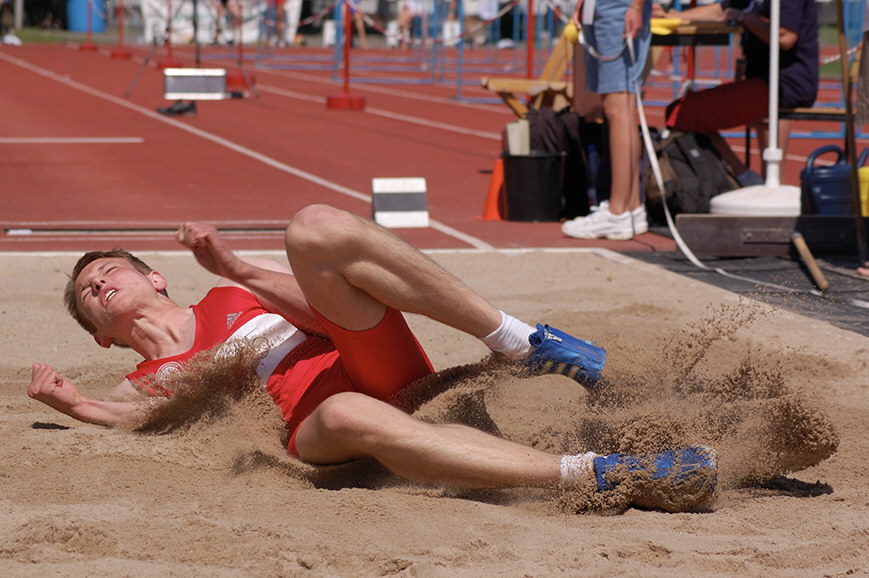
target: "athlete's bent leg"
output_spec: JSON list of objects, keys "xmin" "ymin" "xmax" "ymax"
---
[{"xmin": 283, "ymin": 204, "xmax": 501, "ymax": 336}]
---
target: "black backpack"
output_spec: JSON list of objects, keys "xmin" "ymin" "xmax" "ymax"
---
[
  {"xmin": 644, "ymin": 130, "xmax": 737, "ymax": 224},
  {"xmin": 526, "ymin": 106, "xmax": 610, "ymax": 219}
]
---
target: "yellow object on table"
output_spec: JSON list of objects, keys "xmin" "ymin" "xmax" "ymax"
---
[{"xmin": 650, "ymin": 18, "xmax": 685, "ymax": 35}]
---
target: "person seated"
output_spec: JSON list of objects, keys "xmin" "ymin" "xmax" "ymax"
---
[{"xmin": 655, "ymin": 0, "xmax": 818, "ymax": 185}]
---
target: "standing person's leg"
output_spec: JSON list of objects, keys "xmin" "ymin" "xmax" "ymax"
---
[
  {"xmin": 276, "ymin": 2, "xmax": 286, "ymax": 45},
  {"xmin": 229, "ymin": 0, "xmax": 243, "ymax": 37},
  {"xmin": 354, "ymin": 10, "xmax": 368, "ymax": 48},
  {"xmin": 399, "ymin": 5, "xmax": 412, "ymax": 47},
  {"xmin": 562, "ymin": 0, "xmax": 651, "ymax": 240},
  {"xmin": 602, "ymin": 91, "xmax": 642, "ymax": 215},
  {"xmin": 561, "ymin": 90, "xmax": 648, "ymax": 240},
  {"xmin": 211, "ymin": 0, "xmax": 225, "ymax": 43}
]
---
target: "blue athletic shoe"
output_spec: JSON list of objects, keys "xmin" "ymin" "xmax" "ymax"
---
[
  {"xmin": 525, "ymin": 324, "xmax": 606, "ymax": 388},
  {"xmin": 593, "ymin": 445, "xmax": 718, "ymax": 491},
  {"xmin": 593, "ymin": 445, "xmax": 718, "ymax": 511}
]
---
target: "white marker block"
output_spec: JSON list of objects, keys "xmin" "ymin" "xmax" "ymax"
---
[
  {"xmin": 371, "ymin": 178, "xmax": 429, "ymax": 228},
  {"xmin": 163, "ymin": 68, "xmax": 228, "ymax": 100}
]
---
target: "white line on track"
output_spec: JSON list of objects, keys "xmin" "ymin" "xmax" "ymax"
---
[
  {"xmin": 257, "ymin": 85, "xmax": 500, "ymax": 140},
  {"xmin": 0, "ymin": 50, "xmax": 495, "ymax": 251},
  {"xmin": 0, "ymin": 137, "xmax": 144, "ymax": 144},
  {"xmin": 366, "ymin": 106, "xmax": 500, "ymax": 140}
]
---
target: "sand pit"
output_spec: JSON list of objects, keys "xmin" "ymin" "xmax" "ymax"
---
[{"xmin": 1, "ymin": 249, "xmax": 867, "ymax": 576}]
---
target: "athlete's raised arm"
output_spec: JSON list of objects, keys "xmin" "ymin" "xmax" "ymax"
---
[{"xmin": 176, "ymin": 221, "xmax": 324, "ymax": 334}]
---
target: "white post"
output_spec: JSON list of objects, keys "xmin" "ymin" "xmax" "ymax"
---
[
  {"xmin": 14, "ymin": 0, "xmax": 23, "ymax": 29},
  {"xmin": 762, "ymin": 0, "xmax": 782, "ymax": 188}
]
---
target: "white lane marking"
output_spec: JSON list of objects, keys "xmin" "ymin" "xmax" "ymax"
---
[{"xmin": 0, "ymin": 137, "xmax": 144, "ymax": 143}]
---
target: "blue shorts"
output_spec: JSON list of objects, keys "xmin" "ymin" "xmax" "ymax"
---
[{"xmin": 583, "ymin": 0, "xmax": 651, "ymax": 94}]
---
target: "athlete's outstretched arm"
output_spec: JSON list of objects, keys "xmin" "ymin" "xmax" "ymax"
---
[{"xmin": 28, "ymin": 363, "xmax": 149, "ymax": 429}]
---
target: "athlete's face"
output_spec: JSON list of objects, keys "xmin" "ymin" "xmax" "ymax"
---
[{"xmin": 75, "ymin": 257, "xmax": 166, "ymax": 337}]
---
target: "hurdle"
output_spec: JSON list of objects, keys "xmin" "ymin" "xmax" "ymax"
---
[
  {"xmin": 162, "ymin": 68, "xmax": 233, "ymax": 100},
  {"xmin": 327, "ymin": 0, "xmax": 366, "ymax": 110},
  {"xmin": 318, "ymin": 0, "xmax": 566, "ymax": 96},
  {"xmin": 77, "ymin": 0, "xmax": 99, "ymax": 51},
  {"xmin": 111, "ymin": 0, "xmax": 132, "ymax": 59}
]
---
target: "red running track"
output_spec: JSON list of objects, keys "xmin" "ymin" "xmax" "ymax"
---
[{"xmin": 0, "ymin": 41, "xmax": 859, "ymax": 253}]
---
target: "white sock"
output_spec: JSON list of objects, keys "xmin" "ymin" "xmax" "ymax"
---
[
  {"xmin": 560, "ymin": 452, "xmax": 598, "ymax": 485},
  {"xmin": 479, "ymin": 311, "xmax": 535, "ymax": 359}
]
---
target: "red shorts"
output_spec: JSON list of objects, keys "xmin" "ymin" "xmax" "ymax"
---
[
  {"xmin": 665, "ymin": 77, "xmax": 769, "ymax": 134},
  {"xmin": 265, "ymin": 307, "xmax": 434, "ymax": 457}
]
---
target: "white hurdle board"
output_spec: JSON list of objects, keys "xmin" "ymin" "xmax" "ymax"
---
[
  {"xmin": 163, "ymin": 68, "xmax": 229, "ymax": 100},
  {"xmin": 371, "ymin": 178, "xmax": 429, "ymax": 228}
]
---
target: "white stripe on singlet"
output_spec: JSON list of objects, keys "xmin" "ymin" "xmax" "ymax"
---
[{"xmin": 218, "ymin": 314, "xmax": 307, "ymax": 383}]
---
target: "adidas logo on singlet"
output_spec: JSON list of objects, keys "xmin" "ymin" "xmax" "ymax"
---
[{"xmin": 226, "ymin": 312, "xmax": 242, "ymax": 328}]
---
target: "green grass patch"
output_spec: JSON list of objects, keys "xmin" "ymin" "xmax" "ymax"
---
[{"xmin": 14, "ymin": 27, "xmax": 112, "ymax": 45}]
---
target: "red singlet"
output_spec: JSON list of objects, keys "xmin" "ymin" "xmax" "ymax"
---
[{"xmin": 126, "ymin": 286, "xmax": 434, "ymax": 456}]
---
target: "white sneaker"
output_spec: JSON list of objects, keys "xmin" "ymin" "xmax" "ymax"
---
[
  {"xmin": 2, "ymin": 33, "xmax": 22, "ymax": 46},
  {"xmin": 561, "ymin": 201, "xmax": 648, "ymax": 241}
]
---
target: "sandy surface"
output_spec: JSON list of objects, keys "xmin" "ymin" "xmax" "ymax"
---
[{"xmin": 1, "ymin": 248, "xmax": 868, "ymax": 576}]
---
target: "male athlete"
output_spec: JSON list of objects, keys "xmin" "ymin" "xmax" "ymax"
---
[{"xmin": 28, "ymin": 204, "xmax": 717, "ymax": 510}]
